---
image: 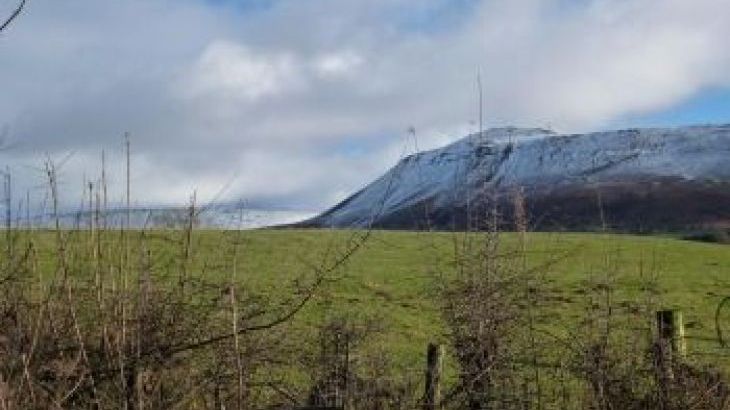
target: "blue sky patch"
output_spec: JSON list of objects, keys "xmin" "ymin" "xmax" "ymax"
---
[{"xmin": 623, "ymin": 87, "xmax": 730, "ymax": 128}]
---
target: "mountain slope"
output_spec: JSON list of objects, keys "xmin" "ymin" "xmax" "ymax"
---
[{"xmin": 303, "ymin": 125, "xmax": 730, "ymax": 231}]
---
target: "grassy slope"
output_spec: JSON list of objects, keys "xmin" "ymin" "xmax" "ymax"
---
[
  {"xmin": 10, "ymin": 229, "xmax": 730, "ymax": 376},
  {"xmin": 198, "ymin": 229, "xmax": 730, "ymax": 372}
]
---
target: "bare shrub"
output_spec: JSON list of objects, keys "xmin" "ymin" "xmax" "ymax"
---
[
  {"xmin": 0, "ymin": 155, "xmax": 371, "ymax": 409},
  {"xmin": 571, "ymin": 257, "xmax": 730, "ymax": 410},
  {"xmin": 304, "ymin": 316, "xmax": 419, "ymax": 410},
  {"xmin": 439, "ymin": 189, "xmax": 557, "ymax": 409}
]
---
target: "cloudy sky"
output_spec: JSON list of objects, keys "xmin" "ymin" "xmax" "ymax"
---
[{"xmin": 1, "ymin": 0, "xmax": 730, "ymax": 212}]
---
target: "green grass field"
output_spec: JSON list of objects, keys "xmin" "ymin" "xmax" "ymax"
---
[
  {"xmin": 143, "ymin": 230, "xmax": 730, "ymax": 371},
  {"xmin": 256, "ymin": 230, "xmax": 729, "ymax": 367},
  {"xmin": 8, "ymin": 228, "xmax": 730, "ymax": 380}
]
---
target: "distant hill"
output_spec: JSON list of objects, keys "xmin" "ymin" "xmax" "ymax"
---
[
  {"xmin": 301, "ymin": 124, "xmax": 730, "ymax": 232},
  {"xmin": 28, "ymin": 205, "xmax": 315, "ymax": 230}
]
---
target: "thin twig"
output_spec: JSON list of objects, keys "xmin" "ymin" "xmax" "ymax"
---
[{"xmin": 0, "ymin": 0, "xmax": 26, "ymax": 33}]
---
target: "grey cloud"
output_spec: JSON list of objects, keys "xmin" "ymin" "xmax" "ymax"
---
[{"xmin": 2, "ymin": 0, "xmax": 730, "ymax": 211}]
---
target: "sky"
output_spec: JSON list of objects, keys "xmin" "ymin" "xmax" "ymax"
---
[{"xmin": 1, "ymin": 0, "xmax": 730, "ymax": 213}]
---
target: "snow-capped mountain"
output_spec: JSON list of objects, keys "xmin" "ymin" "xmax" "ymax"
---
[{"xmin": 302, "ymin": 124, "xmax": 730, "ymax": 231}]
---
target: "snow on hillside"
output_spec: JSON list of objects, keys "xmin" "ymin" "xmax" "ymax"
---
[
  {"xmin": 309, "ymin": 124, "xmax": 730, "ymax": 228},
  {"xmin": 27, "ymin": 207, "xmax": 316, "ymax": 229}
]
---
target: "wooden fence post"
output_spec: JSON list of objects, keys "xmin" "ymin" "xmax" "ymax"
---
[
  {"xmin": 424, "ymin": 343, "xmax": 443, "ymax": 410},
  {"xmin": 656, "ymin": 310, "xmax": 686, "ymax": 358},
  {"xmin": 655, "ymin": 309, "xmax": 685, "ymax": 399}
]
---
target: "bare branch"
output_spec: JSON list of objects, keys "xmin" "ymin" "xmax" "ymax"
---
[{"xmin": 0, "ymin": 0, "xmax": 27, "ymax": 33}]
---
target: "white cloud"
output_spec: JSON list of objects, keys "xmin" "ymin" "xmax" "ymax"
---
[
  {"xmin": 313, "ymin": 51, "xmax": 364, "ymax": 78},
  {"xmin": 183, "ymin": 40, "xmax": 305, "ymax": 102},
  {"xmin": 2, "ymin": 0, "xmax": 730, "ymax": 211}
]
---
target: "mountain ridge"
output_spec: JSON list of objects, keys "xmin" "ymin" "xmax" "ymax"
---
[{"xmin": 301, "ymin": 124, "xmax": 730, "ymax": 231}]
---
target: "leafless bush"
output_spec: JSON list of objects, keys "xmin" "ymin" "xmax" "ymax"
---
[
  {"xmin": 439, "ymin": 189, "xmax": 556, "ymax": 409},
  {"xmin": 437, "ymin": 186, "xmax": 730, "ymax": 410},
  {"xmin": 0, "ymin": 153, "xmax": 373, "ymax": 409},
  {"xmin": 304, "ymin": 316, "xmax": 419, "ymax": 410},
  {"xmin": 569, "ymin": 251, "xmax": 730, "ymax": 410}
]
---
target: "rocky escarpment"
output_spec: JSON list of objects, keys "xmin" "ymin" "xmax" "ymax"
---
[{"xmin": 302, "ymin": 125, "xmax": 730, "ymax": 231}]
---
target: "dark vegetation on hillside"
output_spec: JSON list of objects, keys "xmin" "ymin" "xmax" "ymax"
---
[
  {"xmin": 683, "ymin": 229, "xmax": 730, "ymax": 245},
  {"xmin": 303, "ymin": 179, "xmax": 730, "ymax": 234}
]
